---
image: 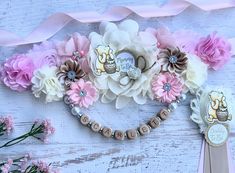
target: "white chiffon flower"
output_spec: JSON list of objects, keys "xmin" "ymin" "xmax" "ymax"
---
[
  {"xmin": 88, "ymin": 20, "xmax": 160, "ymax": 109},
  {"xmin": 32, "ymin": 66, "xmax": 65, "ymax": 102},
  {"xmin": 185, "ymin": 54, "xmax": 208, "ymax": 92}
]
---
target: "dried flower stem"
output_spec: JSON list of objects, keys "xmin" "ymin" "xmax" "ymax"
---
[{"xmin": 0, "ymin": 120, "xmax": 53, "ymax": 149}]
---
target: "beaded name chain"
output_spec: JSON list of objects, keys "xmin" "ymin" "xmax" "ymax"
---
[{"xmin": 64, "ymin": 94, "xmax": 186, "ymax": 140}]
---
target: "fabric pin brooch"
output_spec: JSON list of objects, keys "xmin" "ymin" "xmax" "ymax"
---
[
  {"xmin": 190, "ymin": 87, "xmax": 234, "ymax": 173},
  {"xmin": 0, "ymin": 20, "xmax": 234, "ymax": 141}
]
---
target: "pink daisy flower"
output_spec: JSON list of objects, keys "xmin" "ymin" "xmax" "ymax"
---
[
  {"xmin": 66, "ymin": 79, "xmax": 98, "ymax": 108},
  {"xmin": 151, "ymin": 72, "xmax": 183, "ymax": 103}
]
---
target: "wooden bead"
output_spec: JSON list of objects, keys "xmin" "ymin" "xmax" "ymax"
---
[
  {"xmin": 148, "ymin": 117, "xmax": 161, "ymax": 129},
  {"xmin": 114, "ymin": 130, "xmax": 125, "ymax": 140},
  {"xmin": 139, "ymin": 124, "xmax": 150, "ymax": 135},
  {"xmin": 126, "ymin": 129, "xmax": 138, "ymax": 140},
  {"xmin": 90, "ymin": 121, "xmax": 101, "ymax": 132},
  {"xmin": 158, "ymin": 108, "xmax": 169, "ymax": 120},
  {"xmin": 101, "ymin": 127, "xmax": 112, "ymax": 138},
  {"xmin": 80, "ymin": 115, "xmax": 90, "ymax": 126}
]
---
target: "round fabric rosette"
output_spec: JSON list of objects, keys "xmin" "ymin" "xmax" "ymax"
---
[{"xmin": 88, "ymin": 20, "xmax": 160, "ymax": 109}]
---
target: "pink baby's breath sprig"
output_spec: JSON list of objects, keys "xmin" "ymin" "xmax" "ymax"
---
[
  {"xmin": 33, "ymin": 119, "xmax": 55, "ymax": 143},
  {"xmin": 0, "ymin": 154, "xmax": 59, "ymax": 173},
  {"xmin": 24, "ymin": 160, "xmax": 60, "ymax": 173},
  {"xmin": 0, "ymin": 159, "xmax": 13, "ymax": 173},
  {"xmin": 0, "ymin": 119, "xmax": 55, "ymax": 149},
  {"xmin": 0, "ymin": 115, "xmax": 13, "ymax": 136},
  {"xmin": 0, "ymin": 154, "xmax": 31, "ymax": 173}
]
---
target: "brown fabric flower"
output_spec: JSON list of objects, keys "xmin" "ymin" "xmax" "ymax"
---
[
  {"xmin": 158, "ymin": 47, "xmax": 188, "ymax": 74},
  {"xmin": 57, "ymin": 59, "xmax": 85, "ymax": 84}
]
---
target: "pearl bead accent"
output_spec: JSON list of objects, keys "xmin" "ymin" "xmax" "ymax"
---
[
  {"xmin": 71, "ymin": 107, "xmax": 82, "ymax": 117},
  {"xmin": 168, "ymin": 102, "xmax": 178, "ymax": 111},
  {"xmin": 178, "ymin": 94, "xmax": 187, "ymax": 101}
]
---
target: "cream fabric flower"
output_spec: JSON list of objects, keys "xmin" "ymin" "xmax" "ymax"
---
[
  {"xmin": 32, "ymin": 66, "xmax": 65, "ymax": 102},
  {"xmin": 185, "ymin": 54, "xmax": 208, "ymax": 93},
  {"xmin": 88, "ymin": 20, "xmax": 160, "ymax": 109}
]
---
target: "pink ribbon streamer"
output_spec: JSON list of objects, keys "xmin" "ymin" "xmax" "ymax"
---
[
  {"xmin": 198, "ymin": 140, "xmax": 235, "ymax": 173},
  {"xmin": 198, "ymin": 140, "xmax": 205, "ymax": 173},
  {"xmin": 0, "ymin": 0, "xmax": 235, "ymax": 46}
]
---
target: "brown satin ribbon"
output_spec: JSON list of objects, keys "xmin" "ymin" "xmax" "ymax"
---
[{"xmin": 204, "ymin": 142, "xmax": 229, "ymax": 173}]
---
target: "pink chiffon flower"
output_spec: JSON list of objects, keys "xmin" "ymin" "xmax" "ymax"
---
[
  {"xmin": 146, "ymin": 27, "xmax": 200, "ymax": 53},
  {"xmin": 173, "ymin": 30, "xmax": 200, "ymax": 53},
  {"xmin": 56, "ymin": 33, "xmax": 90, "ymax": 73},
  {"xmin": 151, "ymin": 72, "xmax": 183, "ymax": 103},
  {"xmin": 195, "ymin": 32, "xmax": 232, "ymax": 70},
  {"xmin": 27, "ymin": 41, "xmax": 61, "ymax": 69},
  {"xmin": 66, "ymin": 79, "xmax": 98, "ymax": 108},
  {"xmin": 146, "ymin": 27, "xmax": 176, "ymax": 49},
  {"xmin": 1, "ymin": 54, "xmax": 35, "ymax": 92}
]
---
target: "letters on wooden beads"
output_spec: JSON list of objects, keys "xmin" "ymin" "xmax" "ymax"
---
[
  {"xmin": 148, "ymin": 117, "xmax": 161, "ymax": 129},
  {"xmin": 114, "ymin": 130, "xmax": 125, "ymax": 140},
  {"xmin": 80, "ymin": 115, "xmax": 90, "ymax": 125},
  {"xmin": 102, "ymin": 127, "xmax": 113, "ymax": 138},
  {"xmin": 68, "ymin": 99, "xmax": 176, "ymax": 140},
  {"xmin": 139, "ymin": 124, "xmax": 150, "ymax": 135},
  {"xmin": 91, "ymin": 121, "xmax": 101, "ymax": 132},
  {"xmin": 126, "ymin": 129, "xmax": 138, "ymax": 139},
  {"xmin": 158, "ymin": 108, "xmax": 169, "ymax": 120}
]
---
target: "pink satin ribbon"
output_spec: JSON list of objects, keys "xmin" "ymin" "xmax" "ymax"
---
[
  {"xmin": 0, "ymin": 0, "xmax": 235, "ymax": 46},
  {"xmin": 198, "ymin": 140, "xmax": 235, "ymax": 173}
]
